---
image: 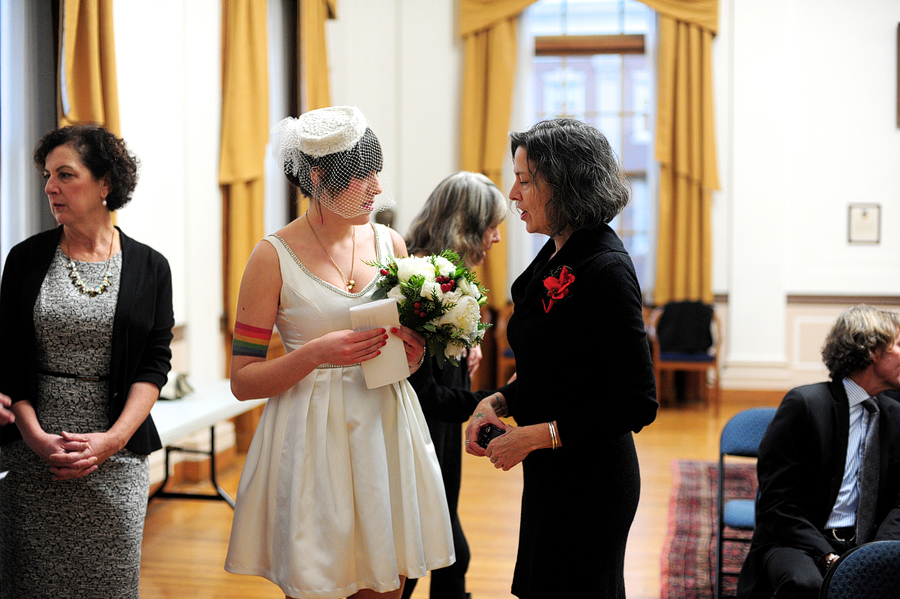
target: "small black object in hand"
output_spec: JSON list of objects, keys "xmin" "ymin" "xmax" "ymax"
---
[{"xmin": 477, "ymin": 423, "xmax": 505, "ymax": 449}]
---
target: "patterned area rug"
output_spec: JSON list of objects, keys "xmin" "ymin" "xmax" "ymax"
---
[{"xmin": 661, "ymin": 460, "xmax": 757, "ymax": 599}]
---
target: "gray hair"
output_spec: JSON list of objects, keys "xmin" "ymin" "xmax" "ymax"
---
[
  {"xmin": 821, "ymin": 305, "xmax": 900, "ymax": 381},
  {"xmin": 509, "ymin": 118, "xmax": 629, "ymax": 237},
  {"xmin": 406, "ymin": 171, "xmax": 506, "ymax": 267}
]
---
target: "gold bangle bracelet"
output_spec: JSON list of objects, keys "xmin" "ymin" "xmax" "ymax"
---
[{"xmin": 548, "ymin": 421, "xmax": 559, "ymax": 449}]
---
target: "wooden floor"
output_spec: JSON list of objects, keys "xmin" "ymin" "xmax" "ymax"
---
[{"xmin": 140, "ymin": 395, "xmax": 780, "ymax": 599}]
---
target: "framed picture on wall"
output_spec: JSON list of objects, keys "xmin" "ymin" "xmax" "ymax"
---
[{"xmin": 848, "ymin": 203, "xmax": 880, "ymax": 244}]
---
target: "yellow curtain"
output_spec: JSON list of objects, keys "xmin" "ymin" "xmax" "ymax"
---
[
  {"xmin": 459, "ymin": 0, "xmax": 536, "ymax": 303},
  {"xmin": 640, "ymin": 0, "xmax": 719, "ymax": 304},
  {"xmin": 58, "ymin": 0, "xmax": 120, "ymax": 134},
  {"xmin": 638, "ymin": 0, "xmax": 717, "ymax": 32},
  {"xmin": 220, "ymin": 0, "xmax": 269, "ymax": 346},
  {"xmin": 299, "ymin": 0, "xmax": 335, "ymax": 112}
]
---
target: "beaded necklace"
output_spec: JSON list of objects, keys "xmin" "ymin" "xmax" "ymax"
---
[{"xmin": 64, "ymin": 231, "xmax": 115, "ymax": 298}]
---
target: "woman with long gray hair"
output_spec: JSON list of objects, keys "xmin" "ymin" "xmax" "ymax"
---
[{"xmin": 402, "ymin": 171, "xmax": 506, "ymax": 599}]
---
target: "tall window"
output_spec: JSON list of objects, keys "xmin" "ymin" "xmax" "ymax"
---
[{"xmin": 527, "ymin": 0, "xmax": 655, "ymax": 293}]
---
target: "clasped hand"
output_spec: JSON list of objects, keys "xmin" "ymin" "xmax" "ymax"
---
[{"xmin": 36, "ymin": 431, "xmax": 119, "ymax": 481}]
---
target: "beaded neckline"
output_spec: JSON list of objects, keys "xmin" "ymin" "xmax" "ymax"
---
[{"xmin": 270, "ymin": 223, "xmax": 383, "ymax": 297}]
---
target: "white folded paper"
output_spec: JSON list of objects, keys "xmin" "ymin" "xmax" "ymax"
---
[{"xmin": 349, "ymin": 298, "xmax": 410, "ymax": 389}]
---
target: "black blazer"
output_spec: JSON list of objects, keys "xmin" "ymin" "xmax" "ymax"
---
[
  {"xmin": 737, "ymin": 381, "xmax": 900, "ymax": 599},
  {"xmin": 496, "ymin": 223, "xmax": 658, "ymax": 448},
  {"xmin": 0, "ymin": 226, "xmax": 173, "ymax": 454}
]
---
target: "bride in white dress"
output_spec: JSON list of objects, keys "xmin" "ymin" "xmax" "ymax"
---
[{"xmin": 224, "ymin": 106, "xmax": 454, "ymax": 599}]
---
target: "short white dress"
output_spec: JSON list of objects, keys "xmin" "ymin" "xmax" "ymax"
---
[{"xmin": 225, "ymin": 224, "xmax": 454, "ymax": 599}]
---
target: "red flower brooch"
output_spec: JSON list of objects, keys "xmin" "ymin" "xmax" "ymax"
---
[{"xmin": 542, "ymin": 265, "xmax": 574, "ymax": 313}]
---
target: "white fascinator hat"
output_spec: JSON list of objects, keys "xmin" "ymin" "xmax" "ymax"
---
[{"xmin": 271, "ymin": 106, "xmax": 394, "ymax": 218}]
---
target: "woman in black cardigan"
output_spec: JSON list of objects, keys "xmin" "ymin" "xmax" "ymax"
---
[
  {"xmin": 464, "ymin": 119, "xmax": 658, "ymax": 599},
  {"xmin": 402, "ymin": 171, "xmax": 506, "ymax": 599},
  {"xmin": 0, "ymin": 125, "xmax": 173, "ymax": 599}
]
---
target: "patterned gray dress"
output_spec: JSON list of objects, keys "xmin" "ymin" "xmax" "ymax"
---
[{"xmin": 0, "ymin": 247, "xmax": 149, "ymax": 599}]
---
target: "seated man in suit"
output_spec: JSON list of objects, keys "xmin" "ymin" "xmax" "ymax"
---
[{"xmin": 737, "ymin": 305, "xmax": 900, "ymax": 599}]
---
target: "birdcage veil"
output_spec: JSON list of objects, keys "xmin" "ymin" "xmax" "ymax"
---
[{"xmin": 272, "ymin": 106, "xmax": 394, "ymax": 219}]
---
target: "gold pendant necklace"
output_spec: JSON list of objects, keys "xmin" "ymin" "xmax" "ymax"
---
[
  {"xmin": 307, "ymin": 217, "xmax": 356, "ymax": 291},
  {"xmin": 64, "ymin": 230, "xmax": 115, "ymax": 298}
]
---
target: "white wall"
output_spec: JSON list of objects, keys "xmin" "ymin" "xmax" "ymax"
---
[
  {"xmin": 326, "ymin": 0, "xmax": 462, "ymax": 236},
  {"xmin": 114, "ymin": 0, "xmax": 224, "ymax": 381},
  {"xmin": 713, "ymin": 0, "xmax": 900, "ymax": 389}
]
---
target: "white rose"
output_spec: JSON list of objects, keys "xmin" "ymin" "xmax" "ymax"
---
[
  {"xmin": 397, "ymin": 256, "xmax": 435, "ymax": 284},
  {"xmin": 387, "ymin": 286, "xmax": 405, "ymax": 301},
  {"xmin": 436, "ymin": 295, "xmax": 481, "ymax": 337},
  {"xmin": 457, "ymin": 277, "xmax": 481, "ymax": 300},
  {"xmin": 445, "ymin": 288, "xmax": 462, "ymax": 304},
  {"xmin": 432, "ymin": 256, "xmax": 456, "ymax": 278},
  {"xmin": 444, "ymin": 340, "xmax": 467, "ymax": 362}
]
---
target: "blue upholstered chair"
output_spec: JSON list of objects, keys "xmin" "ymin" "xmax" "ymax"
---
[
  {"xmin": 648, "ymin": 301, "xmax": 722, "ymax": 414},
  {"xmin": 716, "ymin": 407, "xmax": 777, "ymax": 599},
  {"xmin": 819, "ymin": 541, "xmax": 900, "ymax": 599}
]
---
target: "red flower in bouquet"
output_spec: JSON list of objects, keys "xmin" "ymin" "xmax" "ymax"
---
[{"xmin": 542, "ymin": 265, "xmax": 574, "ymax": 313}]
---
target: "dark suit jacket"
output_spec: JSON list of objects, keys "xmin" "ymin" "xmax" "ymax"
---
[
  {"xmin": 0, "ymin": 226, "xmax": 173, "ymax": 454},
  {"xmin": 737, "ymin": 381, "xmax": 900, "ymax": 599}
]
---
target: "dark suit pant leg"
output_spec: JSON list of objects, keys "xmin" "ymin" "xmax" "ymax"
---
[{"xmin": 763, "ymin": 546, "xmax": 823, "ymax": 599}]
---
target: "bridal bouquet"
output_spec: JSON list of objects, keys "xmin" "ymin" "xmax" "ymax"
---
[{"xmin": 370, "ymin": 250, "xmax": 490, "ymax": 368}]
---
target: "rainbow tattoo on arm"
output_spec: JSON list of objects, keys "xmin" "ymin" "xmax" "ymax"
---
[{"xmin": 233, "ymin": 322, "xmax": 273, "ymax": 359}]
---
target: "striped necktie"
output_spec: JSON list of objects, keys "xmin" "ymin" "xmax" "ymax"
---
[{"xmin": 856, "ymin": 397, "xmax": 880, "ymax": 544}]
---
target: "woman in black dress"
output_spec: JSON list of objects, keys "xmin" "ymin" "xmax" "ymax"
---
[
  {"xmin": 464, "ymin": 119, "xmax": 658, "ymax": 598},
  {"xmin": 0, "ymin": 125, "xmax": 173, "ymax": 599},
  {"xmin": 402, "ymin": 171, "xmax": 506, "ymax": 599}
]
